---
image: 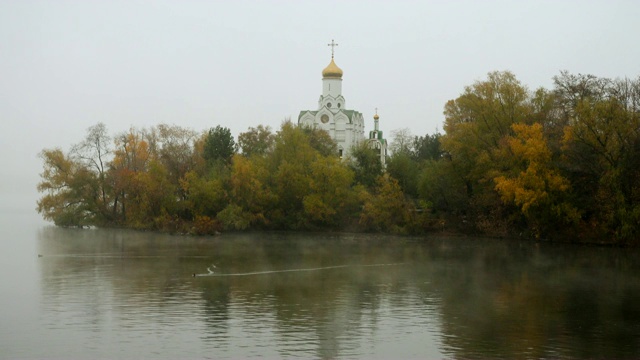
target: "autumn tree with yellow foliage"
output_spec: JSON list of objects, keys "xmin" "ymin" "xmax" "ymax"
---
[{"xmin": 494, "ymin": 123, "xmax": 579, "ymax": 238}]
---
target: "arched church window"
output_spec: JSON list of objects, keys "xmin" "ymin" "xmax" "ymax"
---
[
  {"xmin": 327, "ymin": 102, "xmax": 332, "ymax": 108},
  {"xmin": 337, "ymin": 103, "xmax": 341, "ymax": 108}
]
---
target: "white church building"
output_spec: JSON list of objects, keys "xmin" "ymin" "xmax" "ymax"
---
[
  {"xmin": 298, "ymin": 41, "xmax": 388, "ymax": 165},
  {"xmin": 298, "ymin": 41, "xmax": 367, "ymax": 159}
]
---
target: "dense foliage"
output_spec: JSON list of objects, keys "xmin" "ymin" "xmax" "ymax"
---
[{"xmin": 37, "ymin": 71, "xmax": 640, "ymax": 245}]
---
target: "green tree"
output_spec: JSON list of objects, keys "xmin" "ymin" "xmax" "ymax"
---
[
  {"xmin": 303, "ymin": 156, "xmax": 357, "ymax": 228},
  {"xmin": 386, "ymin": 151, "xmax": 419, "ymax": 198},
  {"xmin": 418, "ymin": 158, "xmax": 468, "ymax": 213},
  {"xmin": 349, "ymin": 141, "xmax": 383, "ymax": 188},
  {"xmin": 180, "ymin": 170, "xmax": 227, "ymax": 218},
  {"xmin": 412, "ymin": 132, "xmax": 443, "ymax": 161},
  {"xmin": 203, "ymin": 125, "xmax": 236, "ymax": 165},
  {"xmin": 265, "ymin": 122, "xmax": 319, "ymax": 228},
  {"xmin": 301, "ymin": 126, "xmax": 338, "ymax": 157},
  {"xmin": 385, "ymin": 128, "xmax": 420, "ymax": 197}
]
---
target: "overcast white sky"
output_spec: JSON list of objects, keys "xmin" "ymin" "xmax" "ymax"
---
[{"xmin": 1, "ymin": 0, "xmax": 639, "ymax": 214}]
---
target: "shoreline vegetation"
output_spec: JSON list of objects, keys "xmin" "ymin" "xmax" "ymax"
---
[{"xmin": 37, "ymin": 71, "xmax": 640, "ymax": 246}]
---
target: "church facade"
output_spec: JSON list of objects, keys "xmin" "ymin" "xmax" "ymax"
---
[{"xmin": 298, "ymin": 43, "xmax": 365, "ymax": 159}]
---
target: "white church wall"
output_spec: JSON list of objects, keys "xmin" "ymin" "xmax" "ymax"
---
[{"xmin": 322, "ymin": 78, "xmax": 342, "ymax": 98}]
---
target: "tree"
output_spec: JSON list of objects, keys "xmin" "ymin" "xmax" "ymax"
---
[
  {"xmin": 69, "ymin": 123, "xmax": 112, "ymax": 222},
  {"xmin": 386, "ymin": 151, "xmax": 419, "ymax": 198},
  {"xmin": 223, "ymin": 154, "xmax": 275, "ymax": 228},
  {"xmin": 37, "ymin": 149, "xmax": 98, "ymax": 227},
  {"xmin": 441, "ymin": 71, "xmax": 532, "ymax": 226},
  {"xmin": 349, "ymin": 141, "xmax": 383, "ymax": 188},
  {"xmin": 494, "ymin": 123, "xmax": 579, "ymax": 238},
  {"xmin": 558, "ymin": 76, "xmax": 640, "ymax": 242},
  {"xmin": 108, "ymin": 128, "xmax": 152, "ymax": 224},
  {"xmin": 265, "ymin": 121, "xmax": 319, "ymax": 228},
  {"xmin": 125, "ymin": 160, "xmax": 177, "ymax": 229},
  {"xmin": 412, "ymin": 132, "xmax": 443, "ymax": 161},
  {"xmin": 385, "ymin": 128, "xmax": 420, "ymax": 197},
  {"xmin": 303, "ymin": 156, "xmax": 357, "ymax": 227},
  {"xmin": 203, "ymin": 125, "xmax": 236, "ymax": 165},
  {"xmin": 553, "ymin": 71, "xmax": 613, "ymax": 122},
  {"xmin": 301, "ymin": 126, "xmax": 338, "ymax": 157},
  {"xmin": 418, "ymin": 158, "xmax": 468, "ymax": 213},
  {"xmin": 359, "ymin": 175, "xmax": 413, "ymax": 233},
  {"xmin": 389, "ymin": 128, "xmax": 413, "ymax": 155},
  {"xmin": 148, "ymin": 124, "xmax": 198, "ymax": 196},
  {"xmin": 72, "ymin": 123, "xmax": 111, "ymax": 174},
  {"xmin": 238, "ymin": 125, "xmax": 274, "ymax": 157},
  {"xmin": 180, "ymin": 170, "xmax": 227, "ymax": 218}
]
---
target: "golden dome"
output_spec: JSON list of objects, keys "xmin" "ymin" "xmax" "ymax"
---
[
  {"xmin": 322, "ymin": 58, "xmax": 343, "ymax": 79},
  {"xmin": 373, "ymin": 113, "xmax": 379, "ymax": 120}
]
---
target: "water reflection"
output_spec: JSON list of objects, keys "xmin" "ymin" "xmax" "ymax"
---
[{"xmin": 34, "ymin": 227, "xmax": 640, "ymax": 359}]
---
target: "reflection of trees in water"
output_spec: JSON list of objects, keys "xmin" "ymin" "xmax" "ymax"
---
[
  {"xmin": 428, "ymin": 239, "xmax": 640, "ymax": 359},
  {"xmin": 37, "ymin": 227, "xmax": 217, "ymax": 333},
  {"xmin": 36, "ymin": 228, "xmax": 640, "ymax": 358},
  {"xmin": 200, "ymin": 280, "xmax": 231, "ymax": 346},
  {"xmin": 194, "ymin": 232, "xmax": 430, "ymax": 358}
]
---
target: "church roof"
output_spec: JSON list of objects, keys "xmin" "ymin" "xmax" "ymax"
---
[
  {"xmin": 298, "ymin": 109, "xmax": 362, "ymax": 124},
  {"xmin": 322, "ymin": 58, "xmax": 343, "ymax": 79},
  {"xmin": 341, "ymin": 110, "xmax": 362, "ymax": 122},
  {"xmin": 298, "ymin": 110, "xmax": 318, "ymax": 120}
]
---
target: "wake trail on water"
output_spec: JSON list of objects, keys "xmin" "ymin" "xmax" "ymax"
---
[
  {"xmin": 38, "ymin": 254, "xmax": 210, "ymax": 259},
  {"xmin": 193, "ymin": 263, "xmax": 405, "ymax": 277}
]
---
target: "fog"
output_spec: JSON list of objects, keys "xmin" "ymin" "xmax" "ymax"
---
[{"xmin": 1, "ymin": 0, "xmax": 639, "ymax": 219}]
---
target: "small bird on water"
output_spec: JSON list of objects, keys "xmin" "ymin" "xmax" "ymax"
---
[{"xmin": 207, "ymin": 264, "xmax": 216, "ymax": 274}]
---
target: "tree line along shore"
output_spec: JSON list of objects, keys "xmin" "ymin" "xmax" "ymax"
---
[{"xmin": 37, "ymin": 71, "xmax": 640, "ymax": 245}]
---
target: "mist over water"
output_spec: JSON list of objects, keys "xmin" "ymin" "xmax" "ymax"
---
[{"xmin": 2, "ymin": 209, "xmax": 640, "ymax": 359}]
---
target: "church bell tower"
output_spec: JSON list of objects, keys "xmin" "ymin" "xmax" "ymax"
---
[{"xmin": 321, "ymin": 40, "xmax": 343, "ymax": 102}]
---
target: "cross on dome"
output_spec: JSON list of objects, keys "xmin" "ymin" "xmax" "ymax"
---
[
  {"xmin": 322, "ymin": 39, "xmax": 343, "ymax": 79},
  {"xmin": 327, "ymin": 39, "xmax": 338, "ymax": 58}
]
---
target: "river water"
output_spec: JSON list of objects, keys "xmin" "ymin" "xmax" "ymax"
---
[{"xmin": 1, "ymin": 209, "xmax": 640, "ymax": 359}]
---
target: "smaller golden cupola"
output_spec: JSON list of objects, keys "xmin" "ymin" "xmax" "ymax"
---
[{"xmin": 322, "ymin": 58, "xmax": 343, "ymax": 79}]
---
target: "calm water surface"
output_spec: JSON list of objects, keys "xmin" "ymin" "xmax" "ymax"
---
[{"xmin": 1, "ymin": 209, "xmax": 640, "ymax": 359}]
